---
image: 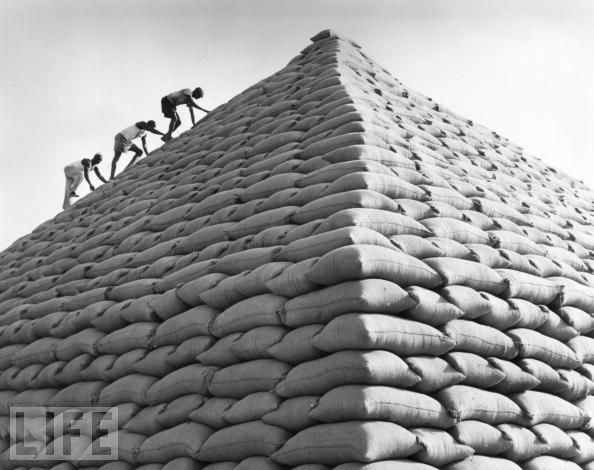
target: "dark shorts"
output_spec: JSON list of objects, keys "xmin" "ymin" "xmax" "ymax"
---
[
  {"xmin": 114, "ymin": 133, "xmax": 131, "ymax": 153},
  {"xmin": 161, "ymin": 96, "xmax": 178, "ymax": 119},
  {"xmin": 114, "ymin": 133, "xmax": 141, "ymax": 154}
]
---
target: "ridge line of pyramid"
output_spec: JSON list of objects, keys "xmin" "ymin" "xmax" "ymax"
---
[{"xmin": 307, "ymin": 30, "xmax": 588, "ymax": 193}]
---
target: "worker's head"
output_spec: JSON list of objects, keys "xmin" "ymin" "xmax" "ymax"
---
[
  {"xmin": 192, "ymin": 87, "xmax": 204, "ymax": 99},
  {"xmin": 92, "ymin": 153, "xmax": 103, "ymax": 164},
  {"xmin": 137, "ymin": 120, "xmax": 156, "ymax": 130}
]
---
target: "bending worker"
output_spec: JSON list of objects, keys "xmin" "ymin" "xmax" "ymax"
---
[
  {"xmin": 161, "ymin": 87, "xmax": 209, "ymax": 141},
  {"xmin": 111, "ymin": 120, "xmax": 165, "ymax": 179},
  {"xmin": 63, "ymin": 153, "xmax": 107, "ymax": 209}
]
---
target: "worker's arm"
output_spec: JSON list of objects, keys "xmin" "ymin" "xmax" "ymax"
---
[
  {"xmin": 83, "ymin": 166, "xmax": 95, "ymax": 191},
  {"xmin": 188, "ymin": 105, "xmax": 196, "ymax": 126},
  {"xmin": 148, "ymin": 128, "xmax": 165, "ymax": 136},
  {"xmin": 141, "ymin": 135, "xmax": 149, "ymax": 156},
  {"xmin": 187, "ymin": 97, "xmax": 209, "ymax": 113},
  {"xmin": 93, "ymin": 167, "xmax": 108, "ymax": 184}
]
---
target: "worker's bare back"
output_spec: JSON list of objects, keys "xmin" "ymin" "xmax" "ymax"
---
[{"xmin": 166, "ymin": 89, "xmax": 193, "ymax": 106}]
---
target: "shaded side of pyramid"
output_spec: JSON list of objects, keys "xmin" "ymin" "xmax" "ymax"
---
[{"xmin": 1, "ymin": 29, "xmax": 594, "ymax": 470}]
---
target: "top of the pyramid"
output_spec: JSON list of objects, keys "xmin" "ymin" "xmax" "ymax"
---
[{"xmin": 310, "ymin": 29, "xmax": 357, "ymax": 45}]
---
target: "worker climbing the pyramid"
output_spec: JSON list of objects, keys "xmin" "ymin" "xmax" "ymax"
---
[
  {"xmin": 160, "ymin": 87, "xmax": 210, "ymax": 142},
  {"xmin": 110, "ymin": 120, "xmax": 166, "ymax": 179},
  {"xmin": 62, "ymin": 153, "xmax": 107, "ymax": 210}
]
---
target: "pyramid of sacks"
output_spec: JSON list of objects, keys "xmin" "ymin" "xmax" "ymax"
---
[{"xmin": 3, "ymin": 29, "xmax": 594, "ymax": 470}]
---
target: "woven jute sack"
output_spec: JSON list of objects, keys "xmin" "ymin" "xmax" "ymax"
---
[
  {"xmin": 442, "ymin": 455, "xmax": 522, "ymax": 470},
  {"xmin": 198, "ymin": 421, "xmax": 290, "ymax": 462},
  {"xmin": 136, "ymin": 422, "xmax": 213, "ymax": 464},
  {"xmin": 271, "ymin": 421, "xmax": 421, "ymax": 466},
  {"xmin": 309, "ymin": 385, "xmax": 455, "ymax": 429}
]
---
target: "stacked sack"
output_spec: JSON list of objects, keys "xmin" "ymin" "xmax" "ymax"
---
[{"xmin": 0, "ymin": 29, "xmax": 594, "ymax": 470}]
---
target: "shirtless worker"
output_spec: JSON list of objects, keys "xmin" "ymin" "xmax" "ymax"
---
[
  {"xmin": 110, "ymin": 120, "xmax": 165, "ymax": 179},
  {"xmin": 63, "ymin": 153, "xmax": 107, "ymax": 209},
  {"xmin": 161, "ymin": 87, "xmax": 209, "ymax": 141}
]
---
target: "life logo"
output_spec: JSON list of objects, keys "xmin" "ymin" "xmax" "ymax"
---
[{"xmin": 9, "ymin": 406, "xmax": 118, "ymax": 462}]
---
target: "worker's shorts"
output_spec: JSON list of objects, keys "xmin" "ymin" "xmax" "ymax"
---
[
  {"xmin": 161, "ymin": 96, "xmax": 178, "ymax": 119},
  {"xmin": 114, "ymin": 133, "xmax": 140, "ymax": 154},
  {"xmin": 64, "ymin": 165, "xmax": 83, "ymax": 179}
]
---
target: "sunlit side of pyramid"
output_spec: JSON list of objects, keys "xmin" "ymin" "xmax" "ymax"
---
[{"xmin": 2, "ymin": 29, "xmax": 594, "ymax": 470}]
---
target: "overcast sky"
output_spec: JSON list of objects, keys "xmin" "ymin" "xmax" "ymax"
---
[{"xmin": 1, "ymin": 0, "xmax": 593, "ymax": 251}]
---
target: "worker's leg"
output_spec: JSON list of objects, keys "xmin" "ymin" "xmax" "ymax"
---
[
  {"xmin": 110, "ymin": 150, "xmax": 122, "ymax": 180},
  {"xmin": 164, "ymin": 117, "xmax": 176, "ymax": 141},
  {"xmin": 172, "ymin": 112, "xmax": 181, "ymax": 132},
  {"xmin": 70, "ymin": 173, "xmax": 83, "ymax": 195},
  {"xmin": 111, "ymin": 134, "xmax": 129, "ymax": 180},
  {"xmin": 125, "ymin": 145, "xmax": 143, "ymax": 169},
  {"xmin": 162, "ymin": 97, "xmax": 177, "ymax": 141},
  {"xmin": 62, "ymin": 174, "xmax": 73, "ymax": 209},
  {"xmin": 62, "ymin": 170, "xmax": 82, "ymax": 209}
]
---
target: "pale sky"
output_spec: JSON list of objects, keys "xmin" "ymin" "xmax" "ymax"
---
[{"xmin": 1, "ymin": 0, "xmax": 593, "ymax": 251}]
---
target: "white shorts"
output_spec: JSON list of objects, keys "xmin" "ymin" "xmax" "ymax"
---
[{"xmin": 64, "ymin": 165, "xmax": 83, "ymax": 178}]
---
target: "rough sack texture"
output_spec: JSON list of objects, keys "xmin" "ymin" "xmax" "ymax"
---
[{"xmin": 1, "ymin": 28, "xmax": 594, "ymax": 469}]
